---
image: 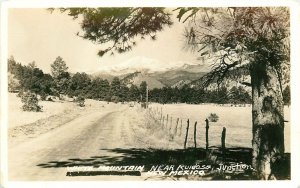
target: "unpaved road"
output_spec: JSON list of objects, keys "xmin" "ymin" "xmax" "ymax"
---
[{"xmin": 8, "ymin": 106, "xmax": 152, "ymax": 181}]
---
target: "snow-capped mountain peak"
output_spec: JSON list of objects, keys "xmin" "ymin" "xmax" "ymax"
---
[{"xmin": 92, "ymin": 56, "xmax": 203, "ymax": 75}]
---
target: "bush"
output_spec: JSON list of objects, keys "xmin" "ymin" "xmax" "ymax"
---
[
  {"xmin": 111, "ymin": 95, "xmax": 120, "ymax": 103},
  {"xmin": 208, "ymin": 113, "xmax": 219, "ymax": 122},
  {"xmin": 40, "ymin": 91, "xmax": 48, "ymax": 101},
  {"xmin": 75, "ymin": 95, "xmax": 85, "ymax": 107},
  {"xmin": 20, "ymin": 91, "xmax": 43, "ymax": 112}
]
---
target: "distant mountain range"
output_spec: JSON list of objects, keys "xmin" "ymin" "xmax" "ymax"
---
[
  {"xmin": 92, "ymin": 63, "xmax": 207, "ymax": 89},
  {"xmin": 91, "ymin": 57, "xmax": 290, "ymax": 92},
  {"xmin": 150, "ymin": 68, "xmax": 206, "ymax": 87}
]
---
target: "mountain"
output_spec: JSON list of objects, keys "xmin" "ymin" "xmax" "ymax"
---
[
  {"xmin": 150, "ymin": 69, "xmax": 206, "ymax": 87},
  {"xmin": 188, "ymin": 66, "xmax": 252, "ymax": 98},
  {"xmin": 91, "ymin": 58, "xmax": 209, "ymax": 89},
  {"xmin": 175, "ymin": 63, "xmax": 210, "ymax": 73},
  {"xmin": 121, "ymin": 72, "xmax": 165, "ymax": 90},
  {"xmin": 92, "ymin": 56, "xmax": 178, "ymax": 76},
  {"xmin": 171, "ymin": 80, "xmax": 192, "ymax": 88},
  {"xmin": 120, "ymin": 68, "xmax": 206, "ymax": 90},
  {"xmin": 91, "ymin": 72, "xmax": 130, "ymax": 82},
  {"xmin": 91, "ymin": 72, "xmax": 115, "ymax": 82}
]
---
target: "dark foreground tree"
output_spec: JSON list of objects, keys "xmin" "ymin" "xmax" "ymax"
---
[
  {"xmin": 180, "ymin": 8, "xmax": 289, "ymax": 179},
  {"xmin": 56, "ymin": 7, "xmax": 290, "ymax": 179},
  {"xmin": 50, "ymin": 8, "xmax": 172, "ymax": 57}
]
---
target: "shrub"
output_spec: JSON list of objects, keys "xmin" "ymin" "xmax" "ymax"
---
[
  {"xmin": 208, "ymin": 113, "xmax": 219, "ymax": 122},
  {"xmin": 20, "ymin": 91, "xmax": 43, "ymax": 112},
  {"xmin": 8, "ymin": 73, "xmax": 20, "ymax": 92},
  {"xmin": 75, "ymin": 95, "xmax": 85, "ymax": 107},
  {"xmin": 111, "ymin": 95, "xmax": 120, "ymax": 103},
  {"xmin": 40, "ymin": 91, "xmax": 48, "ymax": 101},
  {"xmin": 104, "ymin": 96, "xmax": 111, "ymax": 102}
]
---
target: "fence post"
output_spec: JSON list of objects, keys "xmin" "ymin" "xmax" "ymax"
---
[
  {"xmin": 169, "ymin": 117, "xmax": 172, "ymax": 132},
  {"xmin": 184, "ymin": 119, "xmax": 190, "ymax": 149},
  {"xmin": 166, "ymin": 114, "xmax": 169, "ymax": 130},
  {"xmin": 194, "ymin": 121, "xmax": 197, "ymax": 148},
  {"xmin": 221, "ymin": 127, "xmax": 226, "ymax": 154},
  {"xmin": 160, "ymin": 114, "xmax": 162, "ymax": 125},
  {"xmin": 160, "ymin": 108, "xmax": 163, "ymax": 125},
  {"xmin": 174, "ymin": 118, "xmax": 179, "ymax": 136},
  {"xmin": 205, "ymin": 118, "xmax": 209, "ymax": 151},
  {"xmin": 179, "ymin": 119, "xmax": 183, "ymax": 136}
]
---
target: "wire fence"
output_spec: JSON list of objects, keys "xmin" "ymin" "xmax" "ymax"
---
[{"xmin": 146, "ymin": 105, "xmax": 228, "ymax": 151}]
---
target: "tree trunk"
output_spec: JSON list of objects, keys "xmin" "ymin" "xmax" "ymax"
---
[{"xmin": 251, "ymin": 63, "xmax": 284, "ymax": 180}]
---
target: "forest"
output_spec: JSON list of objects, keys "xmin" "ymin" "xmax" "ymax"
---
[{"xmin": 8, "ymin": 55, "xmax": 290, "ymax": 106}]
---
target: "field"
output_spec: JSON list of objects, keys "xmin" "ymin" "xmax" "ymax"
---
[{"xmin": 148, "ymin": 103, "xmax": 291, "ymax": 152}]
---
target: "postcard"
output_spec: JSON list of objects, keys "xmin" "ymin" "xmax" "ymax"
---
[{"xmin": 1, "ymin": 1, "xmax": 300, "ymax": 188}]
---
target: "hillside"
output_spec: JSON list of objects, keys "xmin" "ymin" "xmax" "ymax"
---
[
  {"xmin": 189, "ymin": 66, "xmax": 251, "ymax": 91},
  {"xmin": 91, "ymin": 72, "xmax": 131, "ymax": 82},
  {"xmin": 92, "ymin": 63, "xmax": 208, "ymax": 89},
  {"xmin": 171, "ymin": 80, "xmax": 192, "ymax": 88},
  {"xmin": 121, "ymin": 72, "xmax": 165, "ymax": 90},
  {"xmin": 151, "ymin": 70, "xmax": 205, "ymax": 87}
]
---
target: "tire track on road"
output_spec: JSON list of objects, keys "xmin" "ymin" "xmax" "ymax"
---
[{"xmin": 9, "ymin": 108, "xmax": 132, "ymax": 180}]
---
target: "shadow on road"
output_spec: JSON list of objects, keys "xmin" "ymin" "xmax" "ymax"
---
[
  {"xmin": 36, "ymin": 147, "xmax": 290, "ymax": 180},
  {"xmin": 37, "ymin": 147, "xmax": 252, "ymax": 168}
]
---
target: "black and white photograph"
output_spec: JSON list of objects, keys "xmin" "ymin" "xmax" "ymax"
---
[{"xmin": 1, "ymin": 1, "xmax": 299, "ymax": 187}]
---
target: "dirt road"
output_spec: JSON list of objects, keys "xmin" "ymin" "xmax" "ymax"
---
[{"xmin": 8, "ymin": 106, "xmax": 152, "ymax": 180}]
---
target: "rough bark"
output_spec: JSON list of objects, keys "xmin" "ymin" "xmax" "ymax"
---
[{"xmin": 251, "ymin": 62, "xmax": 284, "ymax": 180}]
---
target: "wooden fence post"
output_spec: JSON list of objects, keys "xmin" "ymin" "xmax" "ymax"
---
[
  {"xmin": 160, "ymin": 108, "xmax": 163, "ymax": 124},
  {"xmin": 146, "ymin": 85, "xmax": 148, "ymax": 108},
  {"xmin": 221, "ymin": 127, "xmax": 226, "ymax": 154},
  {"xmin": 169, "ymin": 117, "xmax": 172, "ymax": 132},
  {"xmin": 174, "ymin": 118, "xmax": 179, "ymax": 136},
  {"xmin": 184, "ymin": 119, "xmax": 190, "ymax": 149},
  {"xmin": 160, "ymin": 114, "xmax": 162, "ymax": 125},
  {"xmin": 179, "ymin": 119, "xmax": 183, "ymax": 136},
  {"xmin": 205, "ymin": 118, "xmax": 209, "ymax": 151},
  {"xmin": 194, "ymin": 121, "xmax": 197, "ymax": 148},
  {"xmin": 166, "ymin": 114, "xmax": 169, "ymax": 129}
]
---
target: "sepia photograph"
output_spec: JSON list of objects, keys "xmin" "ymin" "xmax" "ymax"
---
[{"xmin": 1, "ymin": 1, "xmax": 299, "ymax": 187}]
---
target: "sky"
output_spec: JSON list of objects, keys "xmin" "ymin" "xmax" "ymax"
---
[{"xmin": 8, "ymin": 8, "xmax": 205, "ymax": 74}]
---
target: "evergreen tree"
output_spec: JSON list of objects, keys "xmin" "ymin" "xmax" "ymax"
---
[
  {"xmin": 51, "ymin": 56, "xmax": 68, "ymax": 78},
  {"xmin": 99, "ymin": 79, "xmax": 110, "ymax": 100},
  {"xmin": 50, "ymin": 56, "xmax": 70, "ymax": 96},
  {"xmin": 128, "ymin": 84, "xmax": 140, "ymax": 101},
  {"xmin": 68, "ymin": 72, "xmax": 91, "ymax": 97},
  {"xmin": 110, "ymin": 77, "xmax": 121, "ymax": 98},
  {"xmin": 139, "ymin": 81, "xmax": 147, "ymax": 102}
]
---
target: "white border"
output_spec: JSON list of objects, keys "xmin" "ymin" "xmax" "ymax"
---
[
  {"xmin": 0, "ymin": 1, "xmax": 9, "ymax": 188},
  {"xmin": 1, "ymin": 0, "xmax": 300, "ymax": 188},
  {"xmin": 0, "ymin": 0, "xmax": 299, "ymax": 8},
  {"xmin": 290, "ymin": 0, "xmax": 300, "ymax": 184}
]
